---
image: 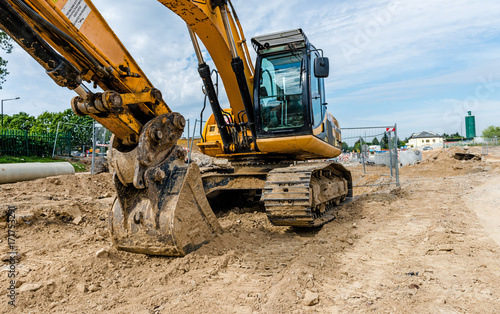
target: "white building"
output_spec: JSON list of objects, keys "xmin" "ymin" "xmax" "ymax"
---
[{"xmin": 408, "ymin": 131, "xmax": 443, "ymax": 149}]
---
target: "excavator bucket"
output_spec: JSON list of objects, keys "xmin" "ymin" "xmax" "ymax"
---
[{"xmin": 109, "ymin": 161, "xmax": 222, "ymax": 256}]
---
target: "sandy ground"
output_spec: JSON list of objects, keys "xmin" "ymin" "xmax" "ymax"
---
[{"xmin": 1, "ymin": 146, "xmax": 500, "ymax": 313}]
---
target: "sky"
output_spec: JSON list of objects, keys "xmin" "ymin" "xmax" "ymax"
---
[{"xmin": 0, "ymin": 0, "xmax": 499, "ymax": 140}]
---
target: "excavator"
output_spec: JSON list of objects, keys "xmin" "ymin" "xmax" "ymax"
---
[{"xmin": 0, "ymin": 0, "xmax": 352, "ymax": 256}]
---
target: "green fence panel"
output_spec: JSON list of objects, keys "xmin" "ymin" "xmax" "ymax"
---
[{"xmin": 0, "ymin": 129, "xmax": 72, "ymax": 157}]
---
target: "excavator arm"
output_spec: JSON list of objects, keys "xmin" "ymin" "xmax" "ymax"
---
[
  {"xmin": 0, "ymin": 0, "xmax": 255, "ymax": 144},
  {"xmin": 0, "ymin": 0, "xmax": 174, "ymax": 145},
  {"xmin": 0, "ymin": 0, "xmax": 258, "ymax": 256}
]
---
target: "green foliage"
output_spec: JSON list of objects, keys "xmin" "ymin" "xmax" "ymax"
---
[
  {"xmin": 6, "ymin": 112, "xmax": 35, "ymax": 131},
  {"xmin": 0, "ymin": 31, "xmax": 12, "ymax": 53},
  {"xmin": 70, "ymin": 161, "xmax": 87, "ymax": 172},
  {"xmin": 1, "ymin": 109, "xmax": 96, "ymax": 157},
  {"xmin": 380, "ymin": 133, "xmax": 389, "ymax": 149},
  {"xmin": 353, "ymin": 141, "xmax": 361, "ymax": 152},
  {"xmin": 482, "ymin": 126, "xmax": 500, "ymax": 138},
  {"xmin": 372, "ymin": 137, "xmax": 379, "ymax": 145},
  {"xmin": 31, "ymin": 111, "xmax": 59, "ymax": 133},
  {"xmin": 0, "ymin": 31, "xmax": 13, "ymax": 88},
  {"xmin": 0, "ymin": 155, "xmax": 62, "ymax": 163},
  {"xmin": 1, "ymin": 109, "xmax": 94, "ymax": 147},
  {"xmin": 341, "ymin": 142, "xmax": 348, "ymax": 151},
  {"xmin": 442, "ymin": 132, "xmax": 461, "ymax": 139},
  {"xmin": 395, "ymin": 137, "xmax": 405, "ymax": 148},
  {"xmin": 52, "ymin": 109, "xmax": 94, "ymax": 147},
  {"xmin": 0, "ymin": 57, "xmax": 8, "ymax": 87},
  {"xmin": 351, "ymin": 138, "xmax": 362, "ymax": 152}
]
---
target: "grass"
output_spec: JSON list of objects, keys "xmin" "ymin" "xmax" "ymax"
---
[
  {"xmin": 0, "ymin": 156, "xmax": 63, "ymax": 163},
  {"xmin": 0, "ymin": 156, "xmax": 88, "ymax": 172},
  {"xmin": 70, "ymin": 162, "xmax": 87, "ymax": 172}
]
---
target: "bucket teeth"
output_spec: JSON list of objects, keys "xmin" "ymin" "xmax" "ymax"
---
[{"xmin": 109, "ymin": 162, "xmax": 222, "ymax": 256}]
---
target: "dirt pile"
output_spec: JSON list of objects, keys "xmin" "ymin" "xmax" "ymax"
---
[
  {"xmin": 188, "ymin": 152, "xmax": 229, "ymax": 168},
  {"xmin": 401, "ymin": 147, "xmax": 497, "ymax": 177},
  {"xmin": 0, "ymin": 173, "xmax": 114, "ymax": 227},
  {"xmin": 1, "ymin": 150, "xmax": 500, "ymax": 312}
]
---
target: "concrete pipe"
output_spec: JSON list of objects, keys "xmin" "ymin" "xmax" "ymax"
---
[{"xmin": 0, "ymin": 162, "xmax": 75, "ymax": 184}]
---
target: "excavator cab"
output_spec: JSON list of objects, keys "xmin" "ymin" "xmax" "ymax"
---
[{"xmin": 251, "ymin": 29, "xmax": 342, "ymax": 160}]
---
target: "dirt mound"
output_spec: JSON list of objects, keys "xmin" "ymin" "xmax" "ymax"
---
[
  {"xmin": 0, "ymin": 173, "xmax": 114, "ymax": 227},
  {"xmin": 2, "ymin": 155, "xmax": 500, "ymax": 312},
  {"xmin": 188, "ymin": 151, "xmax": 230, "ymax": 169},
  {"xmin": 401, "ymin": 147, "xmax": 497, "ymax": 178}
]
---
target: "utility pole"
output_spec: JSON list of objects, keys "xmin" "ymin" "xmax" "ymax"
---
[{"xmin": 1, "ymin": 97, "xmax": 21, "ymax": 127}]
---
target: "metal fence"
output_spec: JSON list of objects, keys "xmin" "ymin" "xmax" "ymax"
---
[
  {"xmin": 338, "ymin": 125, "xmax": 400, "ymax": 188},
  {"xmin": 443, "ymin": 138, "xmax": 499, "ymax": 157},
  {"xmin": 52, "ymin": 121, "xmax": 92, "ymax": 157},
  {"xmin": 52, "ymin": 122, "xmax": 112, "ymax": 173},
  {"xmin": 183, "ymin": 118, "xmax": 205, "ymax": 163},
  {"xmin": 90, "ymin": 123, "xmax": 112, "ymax": 174},
  {"xmin": 0, "ymin": 129, "xmax": 71, "ymax": 157},
  {"xmin": 444, "ymin": 137, "xmax": 499, "ymax": 149}
]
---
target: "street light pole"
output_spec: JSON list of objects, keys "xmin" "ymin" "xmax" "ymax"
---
[{"xmin": 1, "ymin": 97, "xmax": 21, "ymax": 127}]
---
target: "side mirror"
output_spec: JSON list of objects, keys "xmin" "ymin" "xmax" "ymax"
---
[{"xmin": 314, "ymin": 57, "xmax": 329, "ymax": 78}]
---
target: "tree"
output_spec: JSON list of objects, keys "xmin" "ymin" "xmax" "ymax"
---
[
  {"xmin": 0, "ymin": 31, "xmax": 13, "ymax": 88},
  {"xmin": 443, "ymin": 132, "xmax": 461, "ymax": 139},
  {"xmin": 0, "ymin": 114, "xmax": 13, "ymax": 129},
  {"xmin": 52, "ymin": 109, "xmax": 93, "ymax": 147},
  {"xmin": 7, "ymin": 112, "xmax": 35, "ymax": 131},
  {"xmin": 353, "ymin": 138, "xmax": 364, "ymax": 152},
  {"xmin": 372, "ymin": 137, "xmax": 379, "ymax": 145},
  {"xmin": 380, "ymin": 133, "xmax": 389, "ymax": 149},
  {"xmin": 396, "ymin": 137, "xmax": 405, "ymax": 148},
  {"xmin": 341, "ymin": 142, "xmax": 348, "ymax": 152},
  {"xmin": 353, "ymin": 142, "xmax": 361, "ymax": 152},
  {"xmin": 482, "ymin": 126, "xmax": 500, "ymax": 138},
  {"xmin": 31, "ymin": 111, "xmax": 59, "ymax": 133}
]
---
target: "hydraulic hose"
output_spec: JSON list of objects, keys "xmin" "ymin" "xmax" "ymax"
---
[
  {"xmin": 0, "ymin": 1, "xmax": 81, "ymax": 89},
  {"xmin": 10, "ymin": 0, "xmax": 108, "ymax": 77}
]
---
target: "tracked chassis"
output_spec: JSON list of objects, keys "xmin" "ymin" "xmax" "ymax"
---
[
  {"xmin": 262, "ymin": 162, "xmax": 352, "ymax": 227},
  {"xmin": 200, "ymin": 161, "xmax": 352, "ymax": 227}
]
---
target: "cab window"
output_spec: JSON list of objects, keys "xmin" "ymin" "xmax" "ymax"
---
[
  {"xmin": 311, "ymin": 52, "xmax": 323, "ymax": 127},
  {"xmin": 258, "ymin": 52, "xmax": 304, "ymax": 131}
]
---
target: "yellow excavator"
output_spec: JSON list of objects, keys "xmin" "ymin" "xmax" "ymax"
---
[{"xmin": 0, "ymin": 0, "xmax": 352, "ymax": 256}]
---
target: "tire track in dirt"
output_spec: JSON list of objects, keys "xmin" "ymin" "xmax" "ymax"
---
[{"xmin": 468, "ymin": 173, "xmax": 500, "ymax": 247}]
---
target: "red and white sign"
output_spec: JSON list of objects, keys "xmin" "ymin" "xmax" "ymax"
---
[{"xmin": 386, "ymin": 127, "xmax": 395, "ymax": 132}]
